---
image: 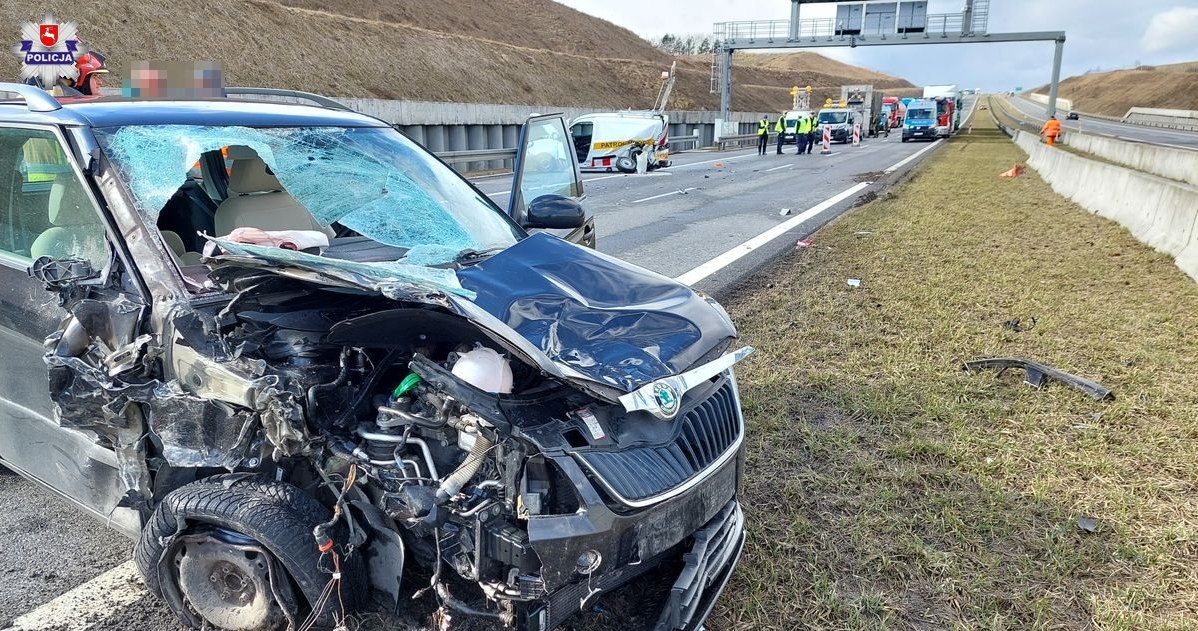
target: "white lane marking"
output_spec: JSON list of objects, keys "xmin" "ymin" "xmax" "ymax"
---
[
  {"xmin": 9, "ymin": 561, "xmax": 144, "ymax": 631},
  {"xmin": 674, "ymin": 182, "xmax": 872, "ymax": 286},
  {"xmin": 670, "ymin": 150, "xmax": 760, "ymax": 169},
  {"xmin": 883, "ymin": 140, "xmax": 942, "ymax": 174},
  {"xmin": 765, "ymin": 164, "xmax": 793, "ymax": 172},
  {"xmin": 632, "ymin": 187, "xmax": 697, "ymax": 204}
]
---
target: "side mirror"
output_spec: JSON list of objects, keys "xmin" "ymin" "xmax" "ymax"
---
[
  {"xmin": 524, "ymin": 194, "xmax": 585, "ymax": 230},
  {"xmin": 29, "ymin": 256, "xmax": 98, "ymax": 290}
]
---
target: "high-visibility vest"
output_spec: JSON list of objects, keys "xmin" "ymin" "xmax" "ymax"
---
[
  {"xmin": 775, "ymin": 116, "xmax": 785, "ymax": 133},
  {"xmin": 798, "ymin": 117, "xmax": 811, "ymax": 134},
  {"xmin": 758, "ymin": 120, "xmax": 769, "ymax": 136}
]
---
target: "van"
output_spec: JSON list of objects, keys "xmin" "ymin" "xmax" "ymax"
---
[
  {"xmin": 815, "ymin": 108, "xmax": 861, "ymax": 143},
  {"xmin": 569, "ymin": 112, "xmax": 671, "ymax": 173},
  {"xmin": 902, "ymin": 99, "xmax": 937, "ymax": 142}
]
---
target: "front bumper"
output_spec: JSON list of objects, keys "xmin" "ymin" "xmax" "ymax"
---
[{"xmin": 520, "ymin": 452, "xmax": 744, "ymax": 631}]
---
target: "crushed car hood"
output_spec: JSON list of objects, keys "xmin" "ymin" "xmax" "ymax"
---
[
  {"xmin": 455, "ymin": 233, "xmax": 737, "ymax": 392},
  {"xmin": 209, "ymin": 233, "xmax": 737, "ymax": 399}
]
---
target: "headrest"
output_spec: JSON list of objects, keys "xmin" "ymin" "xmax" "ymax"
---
[
  {"xmin": 160, "ymin": 230, "xmax": 187, "ymax": 257},
  {"xmin": 48, "ymin": 173, "xmax": 95, "ymax": 226},
  {"xmin": 228, "ymin": 159, "xmax": 282, "ymax": 195},
  {"xmin": 224, "ymin": 145, "xmax": 258, "ymax": 160}
]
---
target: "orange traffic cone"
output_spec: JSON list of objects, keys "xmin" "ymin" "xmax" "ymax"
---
[{"xmin": 998, "ymin": 163, "xmax": 1024, "ymax": 178}]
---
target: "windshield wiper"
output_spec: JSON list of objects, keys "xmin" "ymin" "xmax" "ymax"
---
[{"xmin": 454, "ymin": 246, "xmax": 506, "ymax": 263}]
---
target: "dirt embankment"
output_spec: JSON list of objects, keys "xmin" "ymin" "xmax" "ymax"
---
[
  {"xmin": 1035, "ymin": 62, "xmax": 1198, "ymax": 116},
  {"xmin": 7, "ymin": 0, "xmax": 914, "ymax": 111}
]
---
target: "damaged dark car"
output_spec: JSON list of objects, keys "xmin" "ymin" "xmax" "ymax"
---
[{"xmin": 0, "ymin": 85, "xmax": 750, "ymax": 631}]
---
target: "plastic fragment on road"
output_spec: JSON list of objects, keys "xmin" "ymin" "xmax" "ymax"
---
[
  {"xmin": 779, "ymin": 208, "xmax": 792, "ymax": 216},
  {"xmin": 847, "ymin": 278, "xmax": 862, "ymax": 288},
  {"xmin": 999, "ymin": 163, "xmax": 1025, "ymax": 178},
  {"xmin": 962, "ymin": 357, "xmax": 1114, "ymax": 401},
  {"xmin": 796, "ymin": 239, "xmax": 813, "ymax": 249},
  {"xmin": 713, "ymin": 161, "xmax": 725, "ymax": 169}
]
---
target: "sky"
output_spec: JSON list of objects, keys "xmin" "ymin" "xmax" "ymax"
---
[{"xmin": 553, "ymin": 0, "xmax": 1198, "ymax": 91}]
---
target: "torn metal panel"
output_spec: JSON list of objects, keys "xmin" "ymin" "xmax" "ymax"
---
[
  {"xmin": 145, "ymin": 383, "xmax": 258, "ymax": 469},
  {"xmin": 964, "ymin": 357, "xmax": 1115, "ymax": 401}
]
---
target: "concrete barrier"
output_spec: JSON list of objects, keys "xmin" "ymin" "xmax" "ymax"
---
[
  {"xmin": 1124, "ymin": 107, "xmax": 1198, "ymax": 132},
  {"xmin": 1062, "ymin": 132, "xmax": 1198, "ymax": 187},
  {"xmin": 1026, "ymin": 92, "xmax": 1074, "ymax": 112},
  {"xmin": 1014, "ymin": 130, "xmax": 1198, "ymax": 282}
]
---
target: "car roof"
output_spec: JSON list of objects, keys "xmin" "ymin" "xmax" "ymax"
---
[{"xmin": 0, "ymin": 96, "xmax": 389, "ymax": 128}]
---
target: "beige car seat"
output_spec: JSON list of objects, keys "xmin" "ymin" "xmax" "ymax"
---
[
  {"xmin": 214, "ymin": 158, "xmax": 331, "ymax": 237},
  {"xmin": 30, "ymin": 173, "xmax": 107, "ymax": 265},
  {"xmin": 160, "ymin": 229, "xmax": 202, "ymax": 266}
]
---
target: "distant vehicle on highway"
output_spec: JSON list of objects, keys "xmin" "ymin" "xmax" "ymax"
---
[
  {"xmin": 881, "ymin": 96, "xmax": 904, "ymax": 130},
  {"xmin": 816, "ymin": 107, "xmax": 861, "ymax": 143},
  {"xmin": 1066, "ymin": 112, "xmax": 1079, "ymax": 120},
  {"xmin": 776, "ymin": 109, "xmax": 816, "ymax": 146},
  {"xmin": 902, "ymin": 99, "xmax": 938, "ymax": 142}
]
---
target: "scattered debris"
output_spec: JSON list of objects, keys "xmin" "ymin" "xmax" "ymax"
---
[
  {"xmin": 779, "ymin": 208, "xmax": 792, "ymax": 216},
  {"xmin": 847, "ymin": 278, "xmax": 862, "ymax": 288},
  {"xmin": 1076, "ymin": 516, "xmax": 1100, "ymax": 533},
  {"xmin": 854, "ymin": 231, "xmax": 873, "ymax": 236},
  {"xmin": 713, "ymin": 160, "xmax": 725, "ymax": 169},
  {"xmin": 963, "ymin": 357, "xmax": 1114, "ymax": 401},
  {"xmin": 1002, "ymin": 316, "xmax": 1037, "ymax": 332},
  {"xmin": 999, "ymin": 163, "xmax": 1025, "ymax": 178},
  {"xmin": 796, "ymin": 239, "xmax": 813, "ymax": 249}
]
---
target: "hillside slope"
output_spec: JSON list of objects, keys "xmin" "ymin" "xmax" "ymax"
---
[
  {"xmin": 1035, "ymin": 62, "xmax": 1198, "ymax": 116},
  {"xmin": 7, "ymin": 0, "xmax": 913, "ymax": 112},
  {"xmin": 740, "ymin": 51, "xmax": 909, "ymax": 85}
]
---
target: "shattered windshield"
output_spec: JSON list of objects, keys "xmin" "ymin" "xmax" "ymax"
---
[{"xmin": 93, "ymin": 125, "xmax": 523, "ymax": 263}]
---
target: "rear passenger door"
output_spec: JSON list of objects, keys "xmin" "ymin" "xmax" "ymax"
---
[{"xmin": 0, "ymin": 125, "xmax": 130, "ymax": 526}]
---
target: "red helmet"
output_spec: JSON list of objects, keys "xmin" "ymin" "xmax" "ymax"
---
[{"xmin": 74, "ymin": 50, "xmax": 108, "ymax": 95}]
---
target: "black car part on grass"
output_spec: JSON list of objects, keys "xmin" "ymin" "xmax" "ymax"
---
[{"xmin": 963, "ymin": 357, "xmax": 1114, "ymax": 401}]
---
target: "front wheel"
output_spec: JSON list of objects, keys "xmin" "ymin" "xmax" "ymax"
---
[
  {"xmin": 135, "ymin": 475, "xmax": 364, "ymax": 631},
  {"xmin": 614, "ymin": 150, "xmax": 639, "ymax": 174}
]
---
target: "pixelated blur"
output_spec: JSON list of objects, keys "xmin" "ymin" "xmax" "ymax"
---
[{"xmin": 122, "ymin": 60, "xmax": 223, "ymax": 98}]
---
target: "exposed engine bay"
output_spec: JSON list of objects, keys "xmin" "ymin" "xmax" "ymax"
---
[{"xmin": 138, "ymin": 268, "xmax": 748, "ymax": 630}]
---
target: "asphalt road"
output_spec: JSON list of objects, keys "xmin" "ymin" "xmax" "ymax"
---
[
  {"xmin": 0, "ymin": 99, "xmax": 971, "ymax": 631},
  {"xmin": 1006, "ymin": 96, "xmax": 1198, "ymax": 150}
]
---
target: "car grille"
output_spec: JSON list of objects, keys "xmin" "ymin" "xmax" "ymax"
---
[{"xmin": 574, "ymin": 382, "xmax": 742, "ymax": 505}]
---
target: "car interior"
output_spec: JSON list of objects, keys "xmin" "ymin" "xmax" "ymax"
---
[
  {"xmin": 152, "ymin": 145, "xmax": 408, "ymax": 289},
  {"xmin": 0, "ymin": 133, "xmax": 107, "ymax": 269}
]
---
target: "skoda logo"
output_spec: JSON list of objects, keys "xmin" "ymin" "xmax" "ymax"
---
[{"xmin": 652, "ymin": 382, "xmax": 681, "ymax": 419}]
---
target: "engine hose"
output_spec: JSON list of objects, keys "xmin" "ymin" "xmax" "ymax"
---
[{"xmin": 435, "ymin": 434, "xmax": 494, "ymax": 505}]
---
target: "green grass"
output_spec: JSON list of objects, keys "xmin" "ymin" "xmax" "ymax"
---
[{"xmin": 709, "ymin": 113, "xmax": 1198, "ymax": 631}]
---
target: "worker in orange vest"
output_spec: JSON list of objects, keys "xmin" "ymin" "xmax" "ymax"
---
[{"xmin": 1041, "ymin": 115, "xmax": 1062, "ymax": 146}]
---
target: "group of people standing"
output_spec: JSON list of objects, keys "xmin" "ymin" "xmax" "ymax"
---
[{"xmin": 757, "ymin": 113, "xmax": 821, "ymax": 156}]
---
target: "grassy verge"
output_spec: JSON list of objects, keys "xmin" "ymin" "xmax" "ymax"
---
[{"xmin": 710, "ymin": 112, "xmax": 1198, "ymax": 630}]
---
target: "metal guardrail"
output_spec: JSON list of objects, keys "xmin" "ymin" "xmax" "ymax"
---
[
  {"xmin": 437, "ymin": 148, "xmax": 518, "ymax": 166},
  {"xmin": 440, "ymin": 135, "xmax": 703, "ymax": 173},
  {"xmin": 716, "ymin": 133, "xmax": 761, "ymax": 150},
  {"xmin": 715, "ymin": 11, "xmax": 972, "ymax": 44}
]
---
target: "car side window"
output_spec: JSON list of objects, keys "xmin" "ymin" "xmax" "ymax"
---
[{"xmin": 0, "ymin": 128, "xmax": 107, "ymax": 268}]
